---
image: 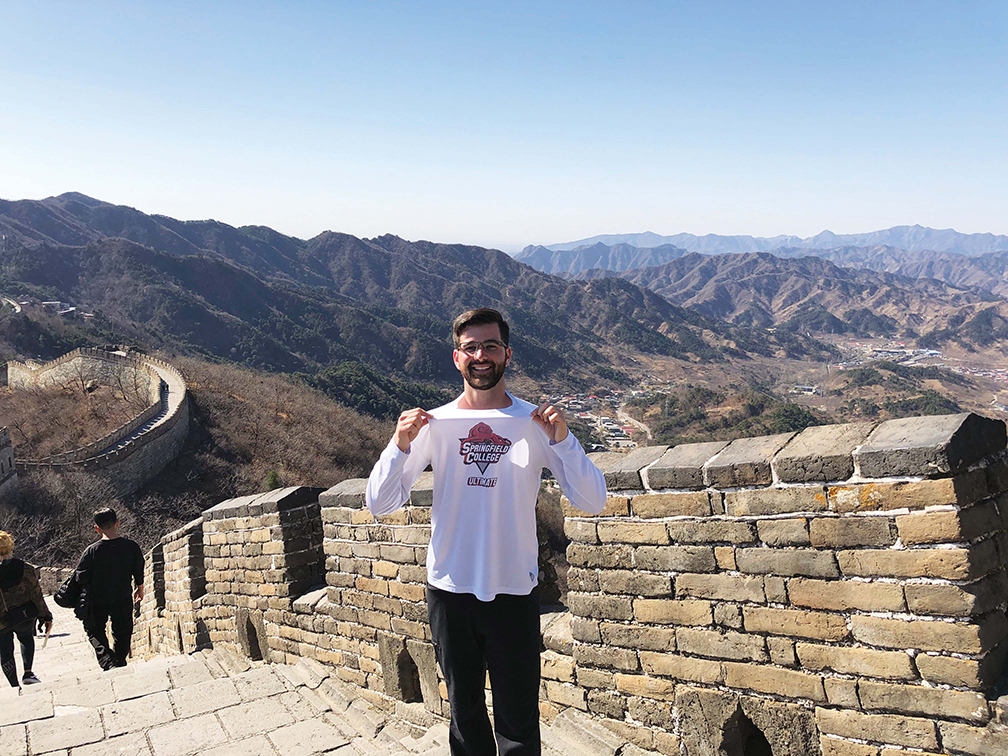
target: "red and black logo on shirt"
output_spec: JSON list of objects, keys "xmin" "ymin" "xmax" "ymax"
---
[{"xmin": 459, "ymin": 422, "xmax": 512, "ymax": 475}]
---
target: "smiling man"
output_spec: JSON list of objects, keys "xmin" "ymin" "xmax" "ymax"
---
[{"xmin": 366, "ymin": 307, "xmax": 606, "ymax": 756}]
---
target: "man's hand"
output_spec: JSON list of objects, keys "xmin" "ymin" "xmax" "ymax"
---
[
  {"xmin": 394, "ymin": 408, "xmax": 433, "ymax": 452},
  {"xmin": 37, "ymin": 618, "xmax": 52, "ymax": 635},
  {"xmin": 134, "ymin": 584, "xmax": 144, "ymax": 603},
  {"xmin": 531, "ymin": 402, "xmax": 569, "ymax": 444}
]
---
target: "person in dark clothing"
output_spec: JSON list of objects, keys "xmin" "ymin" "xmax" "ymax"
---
[
  {"xmin": 0, "ymin": 530, "xmax": 54, "ymax": 687},
  {"xmin": 73, "ymin": 508, "xmax": 144, "ymax": 670}
]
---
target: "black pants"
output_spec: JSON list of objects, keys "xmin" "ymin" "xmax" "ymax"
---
[
  {"xmin": 85, "ymin": 601, "xmax": 134, "ymax": 670},
  {"xmin": 427, "ymin": 584, "xmax": 541, "ymax": 756},
  {"xmin": 0, "ymin": 621, "xmax": 35, "ymax": 687}
]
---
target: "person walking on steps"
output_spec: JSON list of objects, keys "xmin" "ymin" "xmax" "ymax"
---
[
  {"xmin": 367, "ymin": 308, "xmax": 607, "ymax": 756},
  {"xmin": 73, "ymin": 508, "xmax": 144, "ymax": 670},
  {"xmin": 0, "ymin": 531, "xmax": 53, "ymax": 687}
]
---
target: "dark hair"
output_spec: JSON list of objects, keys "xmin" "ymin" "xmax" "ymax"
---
[
  {"xmin": 452, "ymin": 308, "xmax": 509, "ymax": 347},
  {"xmin": 94, "ymin": 508, "xmax": 118, "ymax": 529}
]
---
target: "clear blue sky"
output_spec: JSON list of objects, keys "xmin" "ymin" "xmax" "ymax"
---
[{"xmin": 1, "ymin": 2, "xmax": 1004, "ymax": 251}]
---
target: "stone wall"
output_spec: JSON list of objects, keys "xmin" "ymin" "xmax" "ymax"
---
[
  {"xmin": 131, "ymin": 412, "xmax": 1008, "ymax": 755},
  {"xmin": 7, "ymin": 348, "xmax": 158, "ymax": 401},
  {"xmin": 0, "ymin": 426, "xmax": 17, "ymax": 498},
  {"xmin": 9, "ymin": 349, "xmax": 190, "ymax": 496}
]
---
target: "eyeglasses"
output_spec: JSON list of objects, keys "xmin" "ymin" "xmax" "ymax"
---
[{"xmin": 458, "ymin": 339, "xmax": 507, "ymax": 356}]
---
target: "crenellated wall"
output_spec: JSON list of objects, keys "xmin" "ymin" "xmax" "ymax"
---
[
  {"xmin": 7, "ymin": 348, "xmax": 190, "ymax": 496},
  {"xmin": 131, "ymin": 412, "xmax": 1008, "ymax": 755}
]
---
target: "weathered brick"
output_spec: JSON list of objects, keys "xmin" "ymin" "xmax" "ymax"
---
[
  {"xmin": 633, "ymin": 599, "xmax": 712, "ymax": 626},
  {"xmin": 545, "ymin": 681, "xmax": 586, "ymax": 710},
  {"xmin": 896, "ymin": 501, "xmax": 1000, "ymax": 545},
  {"xmin": 567, "ymin": 592, "xmax": 634, "ymax": 621},
  {"xmin": 939, "ymin": 722, "xmax": 1008, "ymax": 756},
  {"xmin": 627, "ymin": 695, "xmax": 674, "ymax": 729},
  {"xmin": 723, "ymin": 661, "xmax": 825, "ymax": 702},
  {"xmin": 614, "ymin": 673, "xmax": 676, "ymax": 701},
  {"xmin": 815, "ymin": 708, "xmax": 938, "ymax": 750},
  {"xmin": 788, "ymin": 577, "xmax": 905, "ymax": 613},
  {"xmin": 676, "ymin": 628, "xmax": 767, "ymax": 662},
  {"xmin": 388, "ymin": 581, "xmax": 425, "ymax": 602},
  {"xmin": 573, "ymin": 644, "xmax": 639, "ymax": 672},
  {"xmin": 713, "ymin": 603, "xmax": 742, "ymax": 629},
  {"xmin": 809, "ymin": 517, "xmax": 894, "ymax": 548},
  {"xmin": 767, "ymin": 637, "xmax": 796, "ymax": 667},
  {"xmin": 597, "ymin": 522, "xmax": 670, "ymax": 545},
  {"xmin": 743, "ymin": 607, "xmax": 849, "ymax": 641},
  {"xmin": 859, "ymin": 680, "xmax": 989, "ymax": 724},
  {"xmin": 824, "ymin": 678, "xmax": 860, "ymax": 709},
  {"xmin": 647, "ymin": 441, "xmax": 728, "ymax": 490},
  {"xmin": 639, "ymin": 651, "xmax": 723, "ymax": 683},
  {"xmin": 820, "ymin": 737, "xmax": 878, "ymax": 756},
  {"xmin": 575, "ymin": 667, "xmax": 614, "ymax": 689},
  {"xmin": 756, "ymin": 518, "xmax": 810, "ymax": 546},
  {"xmin": 567, "ymin": 544, "xmax": 634, "ymax": 569},
  {"xmin": 726, "ymin": 488, "xmax": 827, "ymax": 517},
  {"xmin": 850, "ymin": 613, "xmax": 1008, "ymax": 654},
  {"xmin": 631, "ymin": 492, "xmax": 710, "ymax": 518},
  {"xmin": 564, "ymin": 520, "xmax": 598, "ymax": 544},
  {"xmin": 355, "ymin": 577, "xmax": 390, "ymax": 596},
  {"xmin": 704, "ymin": 432, "xmax": 795, "ymax": 487},
  {"xmin": 795, "ymin": 642, "xmax": 915, "ymax": 680},
  {"xmin": 633, "ymin": 545, "xmax": 716, "ymax": 573},
  {"xmin": 915, "ymin": 652, "xmax": 989, "ymax": 689},
  {"xmin": 763, "ymin": 576, "xmax": 787, "ymax": 603},
  {"xmin": 666, "ymin": 520, "xmax": 756, "ymax": 544},
  {"xmin": 714, "ymin": 546, "xmax": 736, "ymax": 570},
  {"xmin": 904, "ymin": 572, "xmax": 1008, "ymax": 616},
  {"xmin": 838, "ymin": 542, "xmax": 997, "ymax": 581},
  {"xmin": 566, "ymin": 567, "xmax": 600, "ymax": 593},
  {"xmin": 599, "ymin": 570, "xmax": 672, "ymax": 597},
  {"xmin": 561, "ymin": 495, "xmax": 630, "ymax": 518},
  {"xmin": 676, "ymin": 573, "xmax": 765, "ymax": 603},
  {"xmin": 736, "ymin": 548, "xmax": 839, "ymax": 578},
  {"xmin": 829, "ymin": 473, "xmax": 987, "ymax": 514},
  {"xmin": 586, "ymin": 689, "xmax": 625, "ymax": 719},
  {"xmin": 571, "ymin": 617, "xmax": 601, "ymax": 643},
  {"xmin": 600, "ymin": 623, "xmax": 676, "ymax": 651}
]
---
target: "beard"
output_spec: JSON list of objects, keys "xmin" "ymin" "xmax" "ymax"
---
[{"xmin": 461, "ymin": 359, "xmax": 506, "ymax": 391}]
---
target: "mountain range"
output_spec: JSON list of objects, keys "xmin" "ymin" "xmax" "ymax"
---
[
  {"xmin": 576, "ymin": 252, "xmax": 1006, "ymax": 342},
  {"xmin": 4, "ymin": 193, "xmax": 819, "ymax": 407},
  {"xmin": 533, "ymin": 226, "xmax": 1008, "ymax": 257}
]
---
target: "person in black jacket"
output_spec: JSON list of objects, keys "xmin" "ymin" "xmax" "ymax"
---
[
  {"xmin": 73, "ymin": 508, "xmax": 144, "ymax": 670},
  {"xmin": 0, "ymin": 531, "xmax": 53, "ymax": 687}
]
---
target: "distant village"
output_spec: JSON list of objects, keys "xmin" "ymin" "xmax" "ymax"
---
[{"xmin": 1, "ymin": 293, "xmax": 93, "ymax": 319}]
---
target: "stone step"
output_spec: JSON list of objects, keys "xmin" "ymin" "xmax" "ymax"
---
[{"xmin": 545, "ymin": 708, "xmax": 625, "ymax": 756}]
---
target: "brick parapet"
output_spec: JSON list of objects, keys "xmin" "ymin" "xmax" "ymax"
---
[
  {"xmin": 129, "ymin": 412, "xmax": 1008, "ymax": 754},
  {"xmin": 11, "ymin": 348, "xmax": 190, "ymax": 496}
]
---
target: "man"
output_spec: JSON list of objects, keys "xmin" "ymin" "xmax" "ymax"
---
[
  {"xmin": 367, "ymin": 308, "xmax": 606, "ymax": 756},
  {"xmin": 73, "ymin": 508, "xmax": 144, "ymax": 670}
]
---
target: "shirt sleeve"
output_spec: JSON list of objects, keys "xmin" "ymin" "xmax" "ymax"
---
[
  {"xmin": 133, "ymin": 543, "xmax": 145, "ymax": 589},
  {"xmin": 540, "ymin": 430, "xmax": 607, "ymax": 515},
  {"xmin": 366, "ymin": 427, "xmax": 434, "ymax": 516},
  {"xmin": 74, "ymin": 544, "xmax": 94, "ymax": 588}
]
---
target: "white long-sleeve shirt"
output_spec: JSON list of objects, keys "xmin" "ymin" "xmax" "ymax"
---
[{"xmin": 366, "ymin": 394, "xmax": 607, "ymax": 600}]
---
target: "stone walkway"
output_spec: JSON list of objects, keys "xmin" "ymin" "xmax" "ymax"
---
[
  {"xmin": 0, "ymin": 604, "xmax": 639, "ymax": 756},
  {"xmin": 100, "ymin": 356, "xmax": 186, "ymax": 455}
]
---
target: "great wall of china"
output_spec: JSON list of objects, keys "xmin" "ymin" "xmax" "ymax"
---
[
  {"xmin": 108, "ymin": 411, "xmax": 1008, "ymax": 756},
  {"xmin": 1, "ymin": 348, "xmax": 190, "ymax": 496}
]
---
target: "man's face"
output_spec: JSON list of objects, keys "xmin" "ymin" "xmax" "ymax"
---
[{"xmin": 453, "ymin": 322, "xmax": 511, "ymax": 391}]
